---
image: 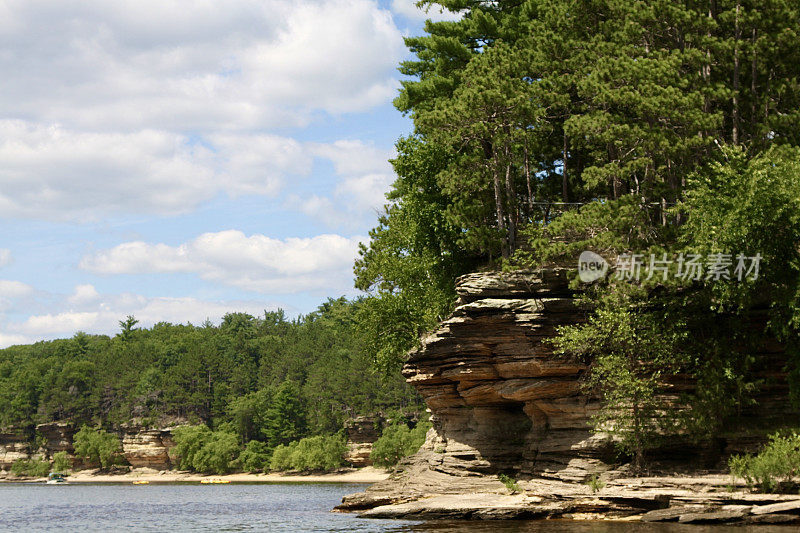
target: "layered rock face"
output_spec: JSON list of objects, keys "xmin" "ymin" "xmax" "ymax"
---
[
  {"xmin": 338, "ymin": 268, "xmax": 800, "ymax": 518},
  {"xmin": 399, "ymin": 268, "xmax": 795, "ymax": 481},
  {"xmin": 0, "ymin": 430, "xmax": 31, "ymax": 470},
  {"xmin": 122, "ymin": 429, "xmax": 176, "ymax": 470},
  {"xmin": 344, "ymin": 416, "xmax": 383, "ymax": 467},
  {"xmin": 402, "ymin": 268, "xmax": 610, "ymax": 482},
  {"xmin": 36, "ymin": 422, "xmax": 75, "ymax": 455}
]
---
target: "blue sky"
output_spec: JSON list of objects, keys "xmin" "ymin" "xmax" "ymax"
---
[{"xmin": 0, "ymin": 0, "xmax": 460, "ymax": 346}]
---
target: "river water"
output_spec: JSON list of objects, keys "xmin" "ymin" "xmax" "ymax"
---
[{"xmin": 0, "ymin": 482, "xmax": 788, "ymax": 532}]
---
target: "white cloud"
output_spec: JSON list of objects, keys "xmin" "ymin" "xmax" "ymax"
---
[
  {"xmin": 0, "ymin": 291, "xmax": 282, "ymax": 346},
  {"xmin": 391, "ymin": 0, "xmax": 463, "ymax": 22},
  {"xmin": 80, "ymin": 230, "xmax": 363, "ymax": 293},
  {"xmin": 0, "ymin": 249, "xmax": 10, "ymax": 267},
  {"xmin": 0, "ymin": 0, "xmax": 405, "ymax": 132},
  {"xmin": 295, "ymin": 140, "xmax": 395, "ymax": 227},
  {"xmin": 0, "ymin": 333, "xmax": 29, "ymax": 347},
  {"xmin": 20, "ymin": 311, "xmax": 99, "ymax": 335},
  {"xmin": 336, "ymin": 173, "xmax": 394, "ymax": 213},
  {"xmin": 0, "ymin": 280, "xmax": 34, "ymax": 299},
  {"xmin": 0, "ymin": 121, "xmax": 312, "ymax": 220},
  {"xmin": 68, "ymin": 284, "xmax": 101, "ymax": 305}
]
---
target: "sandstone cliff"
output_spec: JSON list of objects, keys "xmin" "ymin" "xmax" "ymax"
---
[
  {"xmin": 344, "ymin": 415, "xmax": 383, "ymax": 467},
  {"xmin": 403, "ymin": 268, "xmax": 608, "ymax": 482},
  {"xmin": 339, "ymin": 268, "xmax": 800, "ymax": 522}
]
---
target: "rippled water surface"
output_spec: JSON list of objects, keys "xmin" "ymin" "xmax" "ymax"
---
[{"xmin": 0, "ymin": 482, "xmax": 788, "ymax": 532}]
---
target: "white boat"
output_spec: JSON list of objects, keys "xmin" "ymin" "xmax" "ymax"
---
[{"xmin": 46, "ymin": 472, "xmax": 67, "ymax": 484}]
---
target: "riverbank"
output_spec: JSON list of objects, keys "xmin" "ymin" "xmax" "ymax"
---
[
  {"xmin": 336, "ymin": 463, "xmax": 800, "ymax": 525},
  {"xmin": 0, "ymin": 466, "xmax": 389, "ymax": 484}
]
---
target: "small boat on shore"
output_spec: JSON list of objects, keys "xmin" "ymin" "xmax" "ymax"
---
[
  {"xmin": 46, "ymin": 473, "xmax": 67, "ymax": 484},
  {"xmin": 200, "ymin": 478, "xmax": 230, "ymax": 484},
  {"xmin": 132, "ymin": 480, "xmax": 150, "ymax": 485}
]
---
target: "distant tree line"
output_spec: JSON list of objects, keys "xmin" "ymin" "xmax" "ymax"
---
[{"xmin": 0, "ymin": 298, "xmax": 422, "ymax": 446}]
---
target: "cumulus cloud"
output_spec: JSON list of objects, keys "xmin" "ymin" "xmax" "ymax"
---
[
  {"xmin": 0, "ymin": 291, "xmax": 282, "ymax": 347},
  {"xmin": 80, "ymin": 230, "xmax": 363, "ymax": 293},
  {"xmin": 391, "ymin": 0, "xmax": 463, "ymax": 22},
  {"xmin": 0, "ymin": 121, "xmax": 312, "ymax": 220},
  {"xmin": 0, "ymin": 249, "xmax": 10, "ymax": 267},
  {"xmin": 0, "ymin": 0, "xmax": 405, "ymax": 132},
  {"xmin": 0, "ymin": 279, "xmax": 35, "ymax": 315},
  {"xmin": 0, "ymin": 280, "xmax": 34, "ymax": 299},
  {"xmin": 296, "ymin": 140, "xmax": 395, "ymax": 227},
  {"xmin": 68, "ymin": 284, "xmax": 101, "ymax": 305}
]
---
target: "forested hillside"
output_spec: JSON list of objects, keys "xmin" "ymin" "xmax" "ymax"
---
[{"xmin": 0, "ymin": 298, "xmax": 420, "ymax": 439}]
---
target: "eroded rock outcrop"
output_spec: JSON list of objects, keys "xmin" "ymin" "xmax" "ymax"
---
[
  {"xmin": 0, "ymin": 430, "xmax": 30, "ymax": 470},
  {"xmin": 36, "ymin": 421, "xmax": 75, "ymax": 455},
  {"xmin": 339, "ymin": 268, "xmax": 800, "ymax": 520},
  {"xmin": 122, "ymin": 428, "xmax": 175, "ymax": 470},
  {"xmin": 403, "ymin": 268, "xmax": 609, "ymax": 481},
  {"xmin": 344, "ymin": 416, "xmax": 383, "ymax": 467}
]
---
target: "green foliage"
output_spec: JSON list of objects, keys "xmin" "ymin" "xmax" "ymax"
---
[
  {"xmin": 554, "ymin": 284, "xmax": 689, "ymax": 471},
  {"xmin": 268, "ymin": 434, "xmax": 346, "ymax": 473},
  {"xmin": 498, "ymin": 473, "xmax": 521, "ymax": 494},
  {"xmin": 236, "ymin": 440, "xmax": 271, "ymax": 473},
  {"xmin": 192, "ymin": 430, "xmax": 240, "ymax": 474},
  {"xmin": 262, "ymin": 381, "xmax": 307, "ymax": 449},
  {"xmin": 0, "ymin": 299, "xmax": 421, "ymax": 440},
  {"xmin": 172, "ymin": 425, "xmax": 240, "ymax": 474},
  {"xmin": 729, "ymin": 431, "xmax": 800, "ymax": 493},
  {"xmin": 172, "ymin": 425, "xmax": 212, "ymax": 471},
  {"xmin": 52, "ymin": 451, "xmax": 71, "ymax": 472},
  {"xmin": 10, "ymin": 458, "xmax": 51, "ymax": 478},
  {"xmin": 72, "ymin": 426, "xmax": 122, "ymax": 469},
  {"xmin": 586, "ymin": 474, "xmax": 605, "ymax": 494},
  {"xmin": 268, "ymin": 442, "xmax": 297, "ymax": 472},
  {"xmin": 355, "ymin": 137, "xmax": 477, "ymax": 373},
  {"xmin": 370, "ymin": 419, "xmax": 431, "ymax": 467}
]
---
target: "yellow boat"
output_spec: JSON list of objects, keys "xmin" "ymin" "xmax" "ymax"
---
[{"xmin": 132, "ymin": 480, "xmax": 150, "ymax": 485}]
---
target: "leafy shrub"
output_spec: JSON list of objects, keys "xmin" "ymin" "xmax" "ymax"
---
[
  {"xmin": 10, "ymin": 458, "xmax": 51, "ymax": 477},
  {"xmin": 586, "ymin": 474, "xmax": 605, "ymax": 493},
  {"xmin": 269, "ymin": 442, "xmax": 297, "ymax": 472},
  {"xmin": 173, "ymin": 425, "xmax": 241, "ymax": 474},
  {"xmin": 172, "ymin": 425, "xmax": 212, "ymax": 470},
  {"xmin": 268, "ymin": 434, "xmax": 345, "ymax": 472},
  {"xmin": 52, "ymin": 451, "xmax": 71, "ymax": 472},
  {"xmin": 498, "ymin": 473, "xmax": 521, "ymax": 494},
  {"xmin": 192, "ymin": 430, "xmax": 240, "ymax": 474},
  {"xmin": 73, "ymin": 426, "xmax": 122, "ymax": 469},
  {"xmin": 370, "ymin": 419, "xmax": 431, "ymax": 467},
  {"xmin": 729, "ymin": 431, "xmax": 800, "ymax": 492},
  {"xmin": 237, "ymin": 440, "xmax": 271, "ymax": 473},
  {"xmin": 289, "ymin": 435, "xmax": 346, "ymax": 472}
]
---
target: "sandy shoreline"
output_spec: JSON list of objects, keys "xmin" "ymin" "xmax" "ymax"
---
[{"xmin": 1, "ymin": 466, "xmax": 389, "ymax": 484}]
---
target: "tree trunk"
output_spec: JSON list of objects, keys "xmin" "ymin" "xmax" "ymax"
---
[
  {"xmin": 484, "ymin": 139, "xmax": 508, "ymax": 259},
  {"xmin": 504, "ymin": 144, "xmax": 517, "ymax": 254},
  {"xmin": 562, "ymin": 130, "xmax": 569, "ymax": 202},
  {"xmin": 732, "ymin": 1, "xmax": 741, "ymax": 145},
  {"xmin": 524, "ymin": 141, "xmax": 535, "ymax": 214}
]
